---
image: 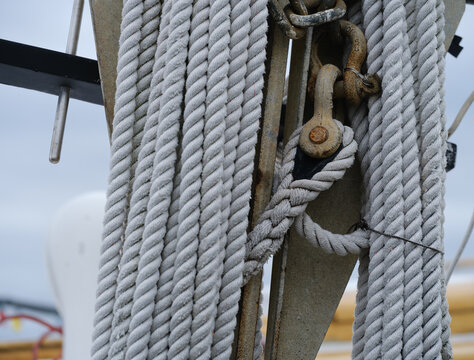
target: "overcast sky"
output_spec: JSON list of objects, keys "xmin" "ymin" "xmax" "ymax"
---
[{"xmin": 0, "ymin": 0, "xmax": 473, "ymax": 341}]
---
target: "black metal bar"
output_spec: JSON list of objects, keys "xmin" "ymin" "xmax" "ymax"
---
[
  {"xmin": 0, "ymin": 39, "xmax": 103, "ymax": 105},
  {"xmin": 0, "ymin": 298, "xmax": 59, "ymax": 316}
]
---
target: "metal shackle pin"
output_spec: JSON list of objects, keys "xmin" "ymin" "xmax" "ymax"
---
[
  {"xmin": 299, "ymin": 64, "xmax": 342, "ymax": 158},
  {"xmin": 49, "ymin": 0, "xmax": 85, "ymax": 163}
]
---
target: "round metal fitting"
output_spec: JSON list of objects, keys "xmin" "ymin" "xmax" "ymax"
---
[{"xmin": 309, "ymin": 126, "xmax": 329, "ymax": 144}]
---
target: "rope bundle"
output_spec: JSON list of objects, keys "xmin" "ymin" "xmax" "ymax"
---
[
  {"xmin": 92, "ymin": 0, "xmax": 452, "ymax": 358},
  {"xmin": 242, "ymin": 0, "xmax": 452, "ymax": 359},
  {"xmin": 92, "ymin": 0, "xmax": 267, "ymax": 359}
]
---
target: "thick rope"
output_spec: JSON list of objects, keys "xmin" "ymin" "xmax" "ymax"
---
[
  {"xmin": 211, "ymin": 0, "xmax": 251, "ymax": 358},
  {"xmin": 377, "ymin": 1, "xmax": 406, "ymax": 358},
  {"xmin": 93, "ymin": 0, "xmax": 268, "ymax": 359},
  {"xmin": 93, "ymin": 0, "xmax": 452, "ymax": 358},
  {"xmin": 92, "ymin": 1, "xmax": 144, "ymax": 358},
  {"xmin": 240, "ymin": 1, "xmax": 452, "ymax": 359},
  {"xmin": 243, "ymin": 122, "xmax": 358, "ymax": 282},
  {"xmin": 109, "ymin": 0, "xmax": 191, "ymax": 358},
  {"xmin": 106, "ymin": 2, "xmax": 164, "ymax": 359},
  {"xmin": 400, "ymin": 2, "xmax": 424, "ymax": 360},
  {"xmin": 123, "ymin": 2, "xmax": 165, "ymax": 358},
  {"xmin": 139, "ymin": 2, "xmax": 176, "ymax": 358},
  {"xmin": 190, "ymin": 2, "xmax": 230, "ymax": 359},
  {"xmin": 167, "ymin": 0, "xmax": 208, "ymax": 359}
]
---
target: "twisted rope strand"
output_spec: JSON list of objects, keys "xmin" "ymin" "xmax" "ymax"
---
[
  {"xmin": 244, "ymin": 123, "xmax": 358, "ymax": 283},
  {"xmin": 211, "ymin": 0, "xmax": 251, "ymax": 358},
  {"xmin": 400, "ymin": 2, "xmax": 424, "ymax": 359},
  {"xmin": 106, "ymin": 3, "xmax": 164, "ymax": 359},
  {"xmin": 415, "ymin": 0, "xmax": 444, "ymax": 358},
  {"xmin": 378, "ymin": 1, "xmax": 406, "ymax": 359},
  {"xmin": 167, "ymin": 0, "xmax": 209, "ymax": 359},
  {"xmin": 190, "ymin": 2, "xmax": 230, "ymax": 359},
  {"xmin": 92, "ymin": 1, "xmax": 143, "ymax": 358},
  {"xmin": 360, "ymin": 0, "xmax": 385, "ymax": 357},
  {"xmin": 146, "ymin": 183, "xmax": 180, "ymax": 360},
  {"xmin": 140, "ymin": 1, "xmax": 193, "ymax": 358}
]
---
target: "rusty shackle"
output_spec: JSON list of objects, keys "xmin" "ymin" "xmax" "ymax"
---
[
  {"xmin": 269, "ymin": 0, "xmax": 347, "ymax": 40},
  {"xmin": 286, "ymin": 0, "xmax": 346, "ymax": 28},
  {"xmin": 299, "ymin": 64, "xmax": 342, "ymax": 159},
  {"xmin": 339, "ymin": 20, "xmax": 381, "ymax": 106}
]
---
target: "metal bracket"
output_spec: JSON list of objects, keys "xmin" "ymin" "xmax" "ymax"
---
[{"xmin": 0, "ymin": 39, "xmax": 102, "ymax": 105}]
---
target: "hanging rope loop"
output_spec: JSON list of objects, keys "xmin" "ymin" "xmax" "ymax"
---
[
  {"xmin": 243, "ymin": 121, "xmax": 357, "ymax": 283},
  {"xmin": 92, "ymin": 0, "xmax": 453, "ymax": 358}
]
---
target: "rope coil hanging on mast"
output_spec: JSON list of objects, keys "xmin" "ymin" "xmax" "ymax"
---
[{"xmin": 91, "ymin": 0, "xmax": 454, "ymax": 358}]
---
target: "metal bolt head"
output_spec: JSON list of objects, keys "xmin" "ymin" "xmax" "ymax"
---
[{"xmin": 309, "ymin": 126, "xmax": 328, "ymax": 144}]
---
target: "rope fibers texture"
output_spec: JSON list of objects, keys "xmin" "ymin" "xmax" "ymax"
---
[{"xmin": 92, "ymin": 0, "xmax": 268, "ymax": 359}]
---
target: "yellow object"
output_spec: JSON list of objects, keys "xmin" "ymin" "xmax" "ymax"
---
[
  {"xmin": 324, "ymin": 281, "xmax": 474, "ymax": 341},
  {"xmin": 10, "ymin": 318, "xmax": 21, "ymax": 333},
  {"xmin": 260, "ymin": 278, "xmax": 474, "ymax": 359},
  {"xmin": 315, "ymin": 339, "xmax": 474, "ymax": 360},
  {"xmin": 0, "ymin": 340, "xmax": 61, "ymax": 360}
]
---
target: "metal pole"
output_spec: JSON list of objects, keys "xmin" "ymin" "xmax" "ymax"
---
[{"xmin": 49, "ymin": 0, "xmax": 85, "ymax": 163}]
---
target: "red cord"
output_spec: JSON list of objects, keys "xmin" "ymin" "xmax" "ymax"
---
[
  {"xmin": 32, "ymin": 329, "xmax": 55, "ymax": 360},
  {"xmin": 0, "ymin": 312, "xmax": 62, "ymax": 333},
  {"xmin": 0, "ymin": 311, "xmax": 62, "ymax": 359}
]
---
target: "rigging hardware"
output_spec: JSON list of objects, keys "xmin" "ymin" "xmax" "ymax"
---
[
  {"xmin": 269, "ymin": 0, "xmax": 347, "ymax": 39},
  {"xmin": 299, "ymin": 64, "xmax": 343, "ymax": 158},
  {"xmin": 49, "ymin": 0, "xmax": 85, "ymax": 164},
  {"xmin": 286, "ymin": 0, "xmax": 346, "ymax": 28}
]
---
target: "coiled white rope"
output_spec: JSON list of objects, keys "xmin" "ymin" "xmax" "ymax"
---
[
  {"xmin": 242, "ymin": 1, "xmax": 452, "ymax": 359},
  {"xmin": 92, "ymin": 0, "xmax": 267, "ymax": 359},
  {"xmin": 243, "ymin": 122, "xmax": 361, "ymax": 281},
  {"xmin": 92, "ymin": 0, "xmax": 451, "ymax": 358}
]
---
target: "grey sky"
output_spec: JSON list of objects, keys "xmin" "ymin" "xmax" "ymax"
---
[{"xmin": 0, "ymin": 0, "xmax": 472, "ymax": 341}]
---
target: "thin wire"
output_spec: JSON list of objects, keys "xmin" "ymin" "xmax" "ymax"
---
[
  {"xmin": 447, "ymin": 91, "xmax": 474, "ymax": 139},
  {"xmin": 349, "ymin": 219, "xmax": 444, "ymax": 254},
  {"xmin": 446, "ymin": 209, "xmax": 474, "ymax": 282}
]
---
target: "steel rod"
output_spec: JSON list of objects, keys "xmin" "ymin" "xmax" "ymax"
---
[{"xmin": 49, "ymin": 0, "xmax": 85, "ymax": 163}]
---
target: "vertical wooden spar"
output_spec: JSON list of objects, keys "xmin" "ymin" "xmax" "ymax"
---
[
  {"xmin": 89, "ymin": 0, "xmax": 122, "ymax": 138},
  {"xmin": 262, "ymin": 20, "xmax": 361, "ymax": 359},
  {"xmin": 233, "ymin": 17, "xmax": 289, "ymax": 360}
]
